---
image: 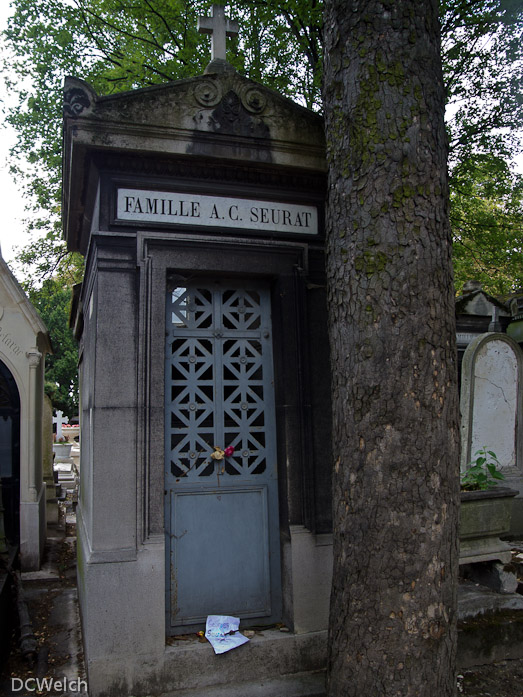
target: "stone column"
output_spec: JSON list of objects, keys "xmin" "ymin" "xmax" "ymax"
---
[
  {"xmin": 20, "ymin": 348, "xmax": 46, "ymax": 569},
  {"xmin": 26, "ymin": 349, "xmax": 42, "ymax": 501},
  {"xmin": 42, "ymin": 394, "xmax": 58, "ymax": 524}
]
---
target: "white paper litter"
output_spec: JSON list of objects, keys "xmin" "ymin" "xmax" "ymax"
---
[{"xmin": 205, "ymin": 615, "xmax": 250, "ymax": 655}]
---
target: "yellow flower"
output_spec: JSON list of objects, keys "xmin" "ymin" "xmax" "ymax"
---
[{"xmin": 211, "ymin": 446, "xmax": 225, "ymax": 461}]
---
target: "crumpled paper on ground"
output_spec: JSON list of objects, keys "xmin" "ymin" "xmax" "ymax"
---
[{"xmin": 205, "ymin": 615, "xmax": 250, "ymax": 655}]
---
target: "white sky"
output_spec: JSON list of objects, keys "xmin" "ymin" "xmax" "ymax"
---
[{"xmin": 0, "ymin": 4, "xmax": 522, "ymax": 269}]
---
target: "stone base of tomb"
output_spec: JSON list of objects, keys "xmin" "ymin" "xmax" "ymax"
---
[{"xmin": 77, "ymin": 513, "xmax": 332, "ymax": 697}]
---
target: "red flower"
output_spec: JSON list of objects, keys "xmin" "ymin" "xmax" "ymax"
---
[{"xmin": 224, "ymin": 446, "xmax": 235, "ymax": 457}]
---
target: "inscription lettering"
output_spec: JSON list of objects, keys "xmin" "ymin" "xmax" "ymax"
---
[
  {"xmin": 250, "ymin": 207, "xmax": 312, "ymax": 228},
  {"xmin": 124, "ymin": 195, "xmax": 202, "ymax": 220},
  {"xmin": 210, "ymin": 204, "xmax": 223, "ymax": 220},
  {"xmin": 145, "ymin": 198, "xmax": 157, "ymax": 215},
  {"xmin": 117, "ymin": 189, "xmax": 318, "ymax": 235},
  {"xmin": 0, "ymin": 325, "xmax": 23, "ymax": 357}
]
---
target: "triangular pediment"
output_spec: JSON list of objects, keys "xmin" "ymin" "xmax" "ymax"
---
[
  {"xmin": 455, "ymin": 285, "xmax": 511, "ymax": 317},
  {"xmin": 63, "ymin": 71, "xmax": 324, "ymax": 154},
  {"xmin": 0, "ymin": 252, "xmax": 52, "ymax": 355}
]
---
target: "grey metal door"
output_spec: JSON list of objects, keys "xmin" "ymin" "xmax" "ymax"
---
[{"xmin": 165, "ymin": 278, "xmax": 281, "ymax": 633}]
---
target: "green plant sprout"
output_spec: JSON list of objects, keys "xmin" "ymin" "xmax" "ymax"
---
[{"xmin": 460, "ymin": 447, "xmax": 506, "ymax": 491}]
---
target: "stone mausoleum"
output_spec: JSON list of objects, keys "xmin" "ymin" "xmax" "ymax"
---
[
  {"xmin": 0, "ymin": 250, "xmax": 51, "ymax": 570},
  {"xmin": 64, "ymin": 9, "xmax": 332, "ymax": 695}
]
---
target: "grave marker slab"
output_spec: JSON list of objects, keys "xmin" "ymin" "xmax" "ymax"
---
[
  {"xmin": 460, "ymin": 332, "xmax": 523, "ymax": 533},
  {"xmin": 52, "ymin": 410, "xmax": 69, "ymax": 440}
]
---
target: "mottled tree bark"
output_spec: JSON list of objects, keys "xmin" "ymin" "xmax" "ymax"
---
[{"xmin": 323, "ymin": 2, "xmax": 460, "ymax": 696}]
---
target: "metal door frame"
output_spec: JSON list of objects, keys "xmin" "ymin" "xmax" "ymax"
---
[{"xmin": 164, "ymin": 277, "xmax": 282, "ymax": 633}]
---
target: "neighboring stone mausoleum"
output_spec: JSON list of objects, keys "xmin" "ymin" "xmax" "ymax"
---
[
  {"xmin": 0, "ymin": 250, "xmax": 51, "ymax": 570},
  {"xmin": 63, "ymin": 15, "xmax": 331, "ymax": 694}
]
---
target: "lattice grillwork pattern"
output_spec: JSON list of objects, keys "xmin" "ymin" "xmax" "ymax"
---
[{"xmin": 166, "ymin": 282, "xmax": 273, "ymax": 481}]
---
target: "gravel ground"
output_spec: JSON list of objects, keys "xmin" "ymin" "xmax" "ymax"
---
[
  {"xmin": 459, "ymin": 658, "xmax": 523, "ymax": 696},
  {"xmin": 0, "ymin": 518, "xmax": 81, "ymax": 696}
]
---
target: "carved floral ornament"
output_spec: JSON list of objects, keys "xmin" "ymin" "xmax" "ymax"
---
[
  {"xmin": 242, "ymin": 88, "xmax": 267, "ymax": 114},
  {"xmin": 63, "ymin": 86, "xmax": 92, "ymax": 118},
  {"xmin": 192, "ymin": 80, "xmax": 267, "ymax": 115},
  {"xmin": 193, "ymin": 80, "xmax": 222, "ymax": 108}
]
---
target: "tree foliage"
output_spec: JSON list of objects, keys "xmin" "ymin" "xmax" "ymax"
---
[
  {"xmin": 27, "ymin": 274, "xmax": 81, "ymax": 417},
  {"xmin": 451, "ymin": 154, "xmax": 523, "ymax": 295},
  {"xmin": 442, "ymin": 0, "xmax": 523, "ymax": 166},
  {"xmin": 1, "ymin": 0, "xmax": 522, "ymax": 291}
]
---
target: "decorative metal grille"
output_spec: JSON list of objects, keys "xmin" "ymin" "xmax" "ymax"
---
[{"xmin": 166, "ymin": 281, "xmax": 273, "ymax": 481}]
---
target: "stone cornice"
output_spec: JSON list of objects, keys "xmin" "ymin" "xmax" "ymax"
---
[{"xmin": 96, "ymin": 151, "xmax": 326, "ymax": 194}]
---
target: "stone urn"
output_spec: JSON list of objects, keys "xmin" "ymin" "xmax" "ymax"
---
[
  {"xmin": 52, "ymin": 442, "xmax": 73, "ymax": 463},
  {"xmin": 459, "ymin": 487, "xmax": 517, "ymax": 565}
]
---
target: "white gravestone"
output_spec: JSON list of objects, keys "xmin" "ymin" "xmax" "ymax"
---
[{"xmin": 460, "ymin": 333, "xmax": 523, "ymax": 475}]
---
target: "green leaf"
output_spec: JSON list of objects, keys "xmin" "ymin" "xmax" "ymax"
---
[{"xmin": 3, "ymin": 0, "xmax": 523, "ymax": 297}]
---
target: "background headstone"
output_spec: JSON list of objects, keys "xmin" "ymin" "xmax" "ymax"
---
[
  {"xmin": 53, "ymin": 410, "xmax": 69, "ymax": 440},
  {"xmin": 460, "ymin": 332, "xmax": 523, "ymax": 533}
]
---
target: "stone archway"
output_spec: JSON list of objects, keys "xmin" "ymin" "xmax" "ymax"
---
[
  {"xmin": 0, "ymin": 360, "xmax": 21, "ymax": 546},
  {"xmin": 1, "ymin": 251, "xmax": 52, "ymax": 569}
]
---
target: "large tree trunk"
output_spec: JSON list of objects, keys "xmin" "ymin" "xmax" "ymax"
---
[{"xmin": 323, "ymin": 2, "xmax": 460, "ymax": 695}]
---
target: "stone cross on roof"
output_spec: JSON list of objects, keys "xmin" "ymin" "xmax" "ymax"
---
[{"xmin": 197, "ymin": 4, "xmax": 238, "ymax": 63}]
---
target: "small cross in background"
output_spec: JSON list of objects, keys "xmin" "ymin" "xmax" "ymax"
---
[
  {"xmin": 53, "ymin": 410, "xmax": 69, "ymax": 439},
  {"xmin": 198, "ymin": 4, "xmax": 239, "ymax": 63}
]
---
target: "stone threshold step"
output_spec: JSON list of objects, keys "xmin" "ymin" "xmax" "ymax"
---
[
  {"xmin": 154, "ymin": 671, "xmax": 326, "ymax": 697},
  {"xmin": 159, "ymin": 629, "xmax": 327, "ymax": 693}
]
